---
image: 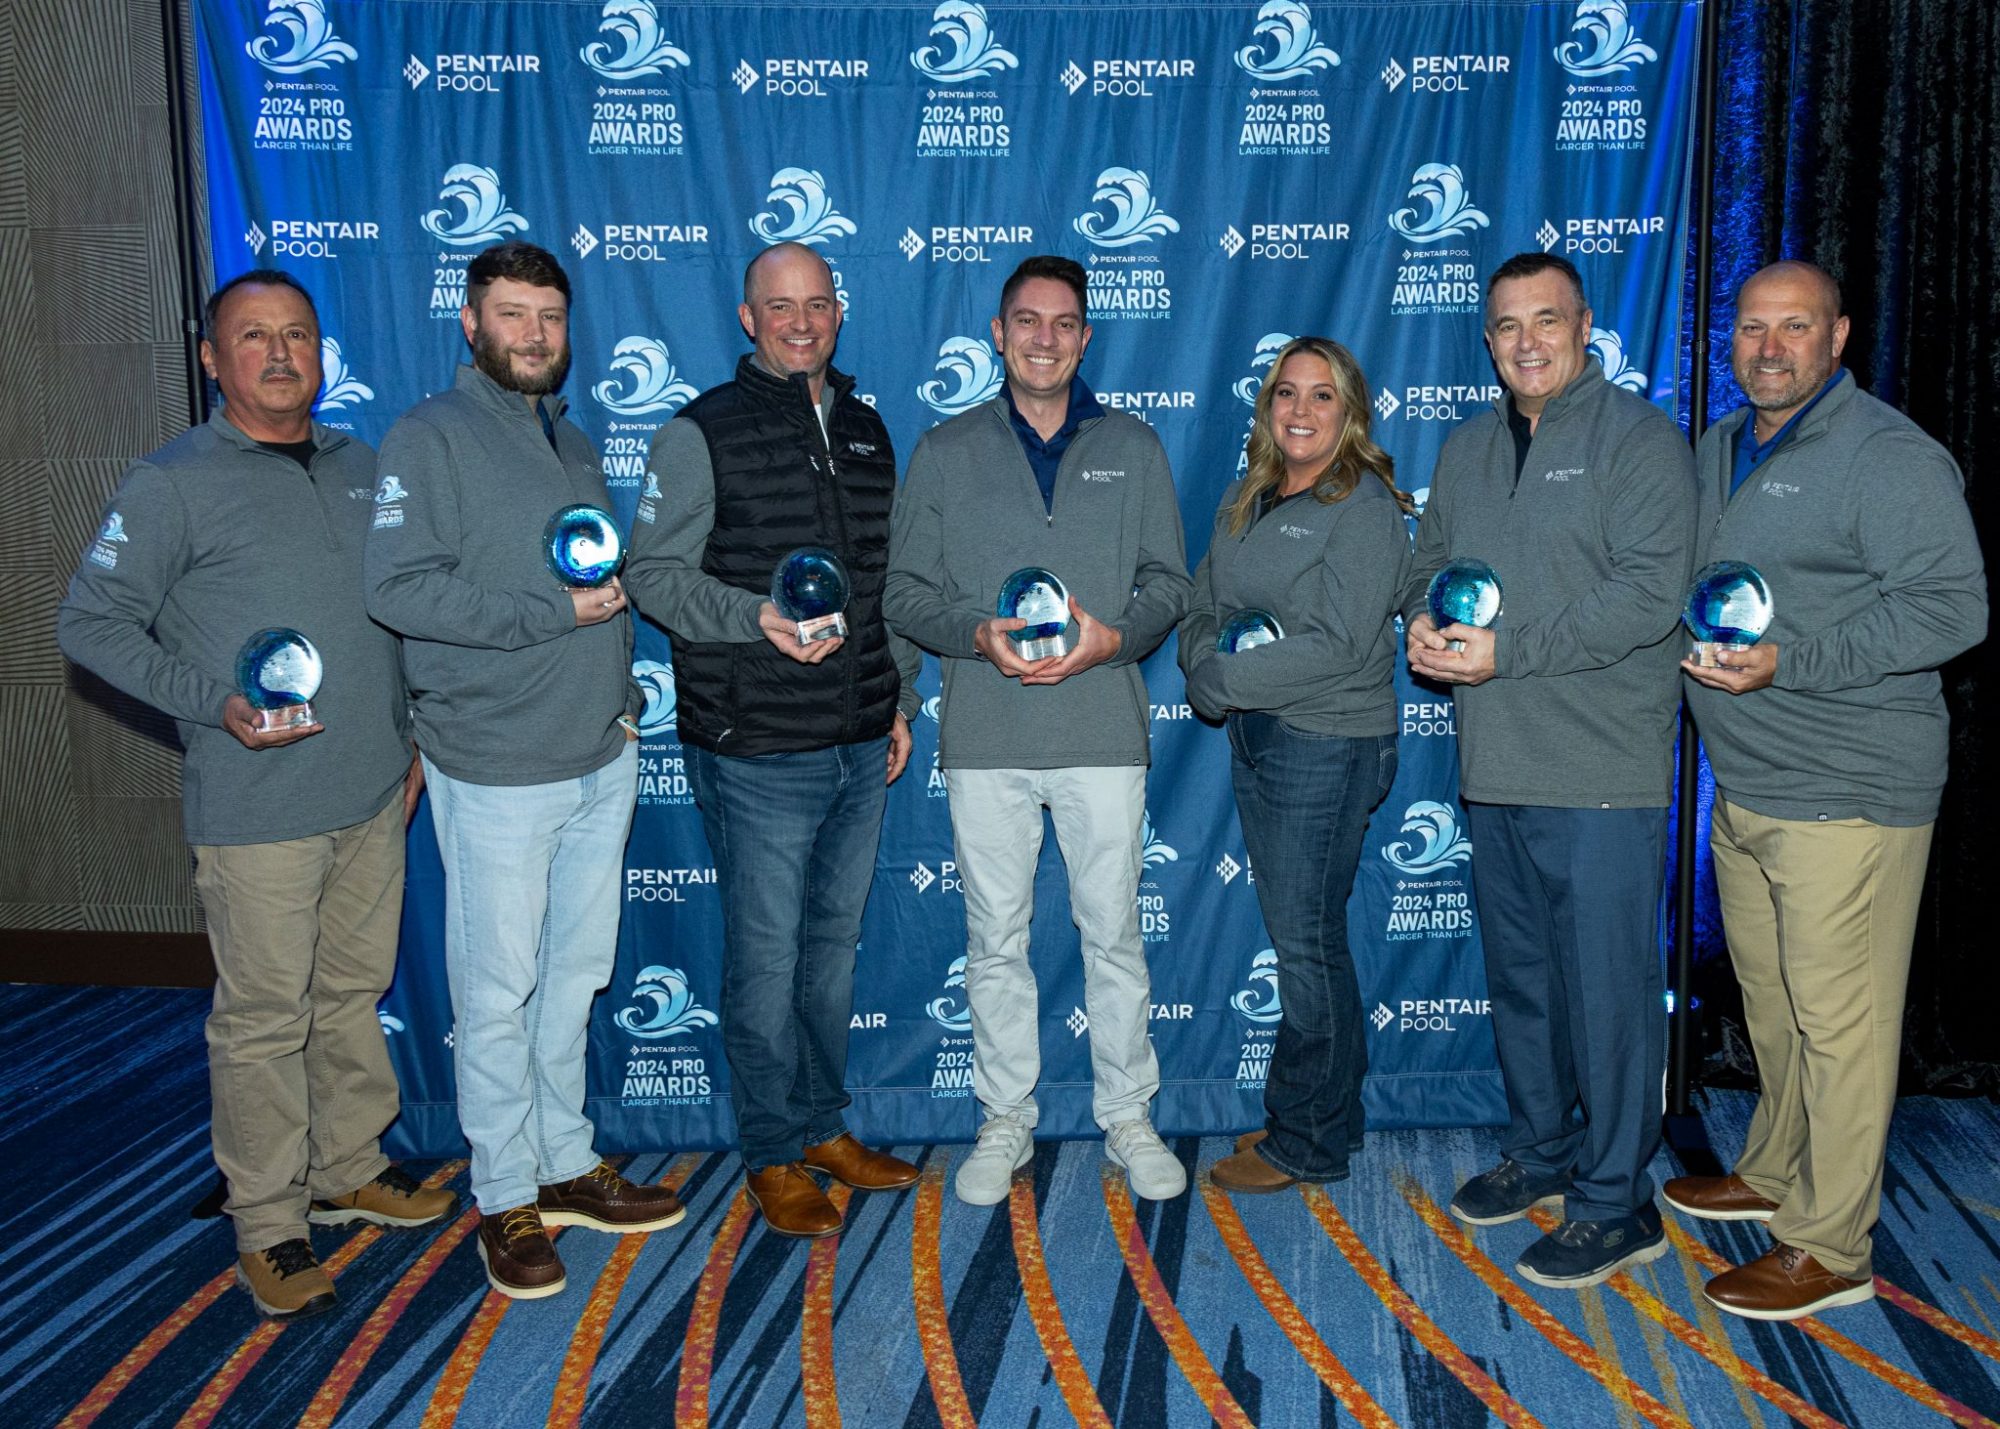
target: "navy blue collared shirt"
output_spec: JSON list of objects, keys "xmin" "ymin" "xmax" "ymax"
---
[
  {"xmin": 1731, "ymin": 369, "xmax": 1846, "ymax": 495},
  {"xmin": 1004, "ymin": 377, "xmax": 1104, "ymax": 513}
]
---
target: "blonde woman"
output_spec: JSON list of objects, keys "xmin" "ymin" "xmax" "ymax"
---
[{"xmin": 1180, "ymin": 337, "xmax": 1412, "ymax": 1192}]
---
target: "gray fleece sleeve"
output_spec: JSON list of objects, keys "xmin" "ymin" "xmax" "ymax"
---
[
  {"xmin": 1778, "ymin": 429, "xmax": 1987, "ymax": 691},
  {"xmin": 622, "ymin": 418, "xmax": 767, "ymax": 643},
  {"xmin": 1105, "ymin": 435, "xmax": 1192, "ymax": 665},
  {"xmin": 364, "ymin": 415, "xmax": 575, "ymax": 649},
  {"xmin": 884, "ymin": 433, "xmax": 990, "ymax": 658},
  {"xmin": 1494, "ymin": 416, "xmax": 1695, "ymax": 678},
  {"xmin": 57, "ymin": 462, "xmax": 234, "ymax": 727},
  {"xmin": 1402, "ymin": 456, "xmax": 1452, "ymax": 628},
  {"xmin": 1177, "ymin": 543, "xmax": 1221, "ymax": 709}
]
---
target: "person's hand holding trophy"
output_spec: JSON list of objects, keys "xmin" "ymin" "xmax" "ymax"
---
[
  {"xmin": 224, "ymin": 627, "xmax": 325, "ymax": 748},
  {"xmin": 1409, "ymin": 558, "xmax": 1503, "ymax": 686},
  {"xmin": 759, "ymin": 546, "xmax": 850, "ymax": 665},
  {"xmin": 545, "ymin": 503, "xmax": 627, "ymax": 626}
]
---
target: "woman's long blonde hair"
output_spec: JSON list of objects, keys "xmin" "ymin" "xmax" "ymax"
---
[{"xmin": 1225, "ymin": 337, "xmax": 1412, "ymax": 536}]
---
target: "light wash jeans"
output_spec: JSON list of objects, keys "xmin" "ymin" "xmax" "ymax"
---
[{"xmin": 423, "ymin": 743, "xmax": 638, "ymax": 1213}]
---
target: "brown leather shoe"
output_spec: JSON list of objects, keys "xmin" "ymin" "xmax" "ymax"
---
[
  {"xmin": 803, "ymin": 1133, "xmax": 920, "ymax": 1191},
  {"xmin": 1234, "ymin": 1129, "xmax": 1267, "ymax": 1154},
  {"xmin": 1210, "ymin": 1147, "xmax": 1300, "ymax": 1195},
  {"xmin": 236, "ymin": 1238, "xmax": 336, "ymax": 1320},
  {"xmin": 476, "ymin": 1205, "xmax": 567, "ymax": 1299},
  {"xmin": 1663, "ymin": 1173, "xmax": 1779, "ymax": 1222},
  {"xmin": 1704, "ymin": 1243, "xmax": 1874, "ymax": 1321},
  {"xmin": 539, "ymin": 1162, "xmax": 686, "ymax": 1232},
  {"xmin": 746, "ymin": 1163, "xmax": 844, "ymax": 1238}
]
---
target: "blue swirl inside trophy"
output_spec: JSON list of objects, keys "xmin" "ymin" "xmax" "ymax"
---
[
  {"xmin": 998, "ymin": 567, "xmax": 1071, "ymax": 661},
  {"xmin": 771, "ymin": 546, "xmax": 850, "ymax": 643},
  {"xmin": 1426, "ymin": 558, "xmax": 1503, "ymax": 653},
  {"xmin": 1217, "ymin": 608, "xmax": 1286, "ymax": 654},
  {"xmin": 543, "ymin": 504, "xmax": 624, "ymax": 589},
  {"xmin": 235, "ymin": 628, "xmax": 323, "ymax": 733},
  {"xmin": 1684, "ymin": 560, "xmax": 1774, "ymax": 667}
]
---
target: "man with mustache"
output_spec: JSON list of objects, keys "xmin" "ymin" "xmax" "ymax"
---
[
  {"xmin": 59, "ymin": 270, "xmax": 454, "ymax": 1319},
  {"xmin": 1671, "ymin": 261, "xmax": 1986, "ymax": 1319},
  {"xmin": 366, "ymin": 241, "xmax": 681, "ymax": 1300}
]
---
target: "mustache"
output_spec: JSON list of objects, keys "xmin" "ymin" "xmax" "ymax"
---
[{"xmin": 260, "ymin": 363, "xmax": 303, "ymax": 381}]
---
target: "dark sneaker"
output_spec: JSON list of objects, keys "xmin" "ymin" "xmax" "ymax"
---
[
  {"xmin": 475, "ymin": 1205, "xmax": 566, "ymax": 1299},
  {"xmin": 1516, "ymin": 1204, "xmax": 1667, "ymax": 1289},
  {"xmin": 237, "ymin": 1238, "xmax": 336, "ymax": 1320},
  {"xmin": 538, "ymin": 1161, "xmax": 686, "ymax": 1233},
  {"xmin": 310, "ymin": 1165, "xmax": 459, "ymax": 1229},
  {"xmin": 1450, "ymin": 1159, "xmax": 1571, "ymax": 1226}
]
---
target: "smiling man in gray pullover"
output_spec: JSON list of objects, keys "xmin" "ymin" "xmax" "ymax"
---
[{"xmin": 886, "ymin": 255, "xmax": 1191, "ymax": 1206}]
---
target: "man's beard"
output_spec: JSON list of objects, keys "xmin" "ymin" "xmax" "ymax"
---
[{"xmin": 472, "ymin": 324, "xmax": 571, "ymax": 396}]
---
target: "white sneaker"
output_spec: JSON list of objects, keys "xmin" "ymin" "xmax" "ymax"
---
[
  {"xmin": 1105, "ymin": 1119, "xmax": 1188, "ymax": 1200},
  {"xmin": 955, "ymin": 1113, "xmax": 1034, "ymax": 1205}
]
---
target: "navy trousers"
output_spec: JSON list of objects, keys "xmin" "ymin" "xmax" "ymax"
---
[{"xmin": 1465, "ymin": 802, "xmax": 1667, "ymax": 1220}]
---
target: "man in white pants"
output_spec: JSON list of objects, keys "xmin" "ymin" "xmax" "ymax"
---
[{"xmin": 885, "ymin": 256, "xmax": 1192, "ymax": 1204}]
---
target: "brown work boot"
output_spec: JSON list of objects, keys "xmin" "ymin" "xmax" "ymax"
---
[
  {"xmin": 538, "ymin": 1161, "xmax": 686, "ymax": 1232},
  {"xmin": 1704, "ymin": 1243, "xmax": 1874, "ymax": 1321},
  {"xmin": 476, "ymin": 1205, "xmax": 567, "ymax": 1299},
  {"xmin": 1235, "ymin": 1129, "xmax": 1267, "ymax": 1154},
  {"xmin": 237, "ymin": 1237, "xmax": 336, "ymax": 1320},
  {"xmin": 803, "ymin": 1133, "xmax": 920, "ymax": 1190},
  {"xmin": 746, "ymin": 1163, "xmax": 844, "ymax": 1239},
  {"xmin": 1210, "ymin": 1147, "xmax": 1300, "ymax": 1195},
  {"xmin": 311, "ymin": 1165, "xmax": 460, "ymax": 1229},
  {"xmin": 1663, "ymin": 1172, "xmax": 1780, "ymax": 1222}
]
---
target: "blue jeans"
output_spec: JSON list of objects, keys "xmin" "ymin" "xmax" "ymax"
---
[
  {"xmin": 685, "ymin": 737, "xmax": 888, "ymax": 1170},
  {"xmin": 423, "ymin": 743, "xmax": 638, "ymax": 1214},
  {"xmin": 1227, "ymin": 715, "xmax": 1397, "ymax": 1181}
]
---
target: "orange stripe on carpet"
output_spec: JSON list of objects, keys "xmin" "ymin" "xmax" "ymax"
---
[
  {"xmin": 546, "ymin": 1153, "xmax": 707, "ymax": 1429},
  {"xmin": 674, "ymin": 1188, "xmax": 756, "ymax": 1429},
  {"xmin": 1520, "ymin": 1208, "xmax": 1846, "ymax": 1429},
  {"xmin": 174, "ymin": 1160, "xmax": 467, "ymax": 1429},
  {"xmin": 801, "ymin": 1184, "xmax": 854, "ymax": 1427},
  {"xmin": 1009, "ymin": 1165, "xmax": 1114, "ymax": 1429},
  {"xmin": 911, "ymin": 1165, "xmax": 976, "ymax": 1429},
  {"xmin": 417, "ymin": 1260, "xmax": 530, "ymax": 1429},
  {"xmin": 1302, "ymin": 1183, "xmax": 1542, "ymax": 1427},
  {"xmin": 1664, "ymin": 1216, "xmax": 1999, "ymax": 1427},
  {"xmin": 1100, "ymin": 1167, "xmax": 1254, "ymax": 1429},
  {"xmin": 1881, "ymin": 1277, "xmax": 2000, "ymax": 1368},
  {"xmin": 1199, "ymin": 1178, "xmax": 1399, "ymax": 1427},
  {"xmin": 58, "ymin": 1268, "xmax": 236, "ymax": 1428},
  {"xmin": 1395, "ymin": 1175, "xmax": 1691, "ymax": 1429}
]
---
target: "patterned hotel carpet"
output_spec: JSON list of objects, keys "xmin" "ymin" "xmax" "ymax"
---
[{"xmin": 6, "ymin": 983, "xmax": 2000, "ymax": 1428}]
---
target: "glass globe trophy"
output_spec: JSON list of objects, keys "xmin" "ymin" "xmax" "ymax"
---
[
  {"xmin": 1426, "ymin": 558, "xmax": 1503, "ymax": 652},
  {"xmin": 997, "ymin": 567, "xmax": 1071, "ymax": 661},
  {"xmin": 235, "ymin": 628, "xmax": 323, "ymax": 733},
  {"xmin": 543, "ymin": 504, "xmax": 624, "ymax": 588},
  {"xmin": 770, "ymin": 546, "xmax": 851, "ymax": 642},
  {"xmin": 1684, "ymin": 561, "xmax": 1773, "ymax": 667},
  {"xmin": 1217, "ymin": 609, "xmax": 1285, "ymax": 653}
]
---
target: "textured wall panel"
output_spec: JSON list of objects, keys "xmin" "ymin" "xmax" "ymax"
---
[
  {"xmin": 136, "ymin": 109, "xmax": 183, "ymax": 349},
  {"xmin": 18, "ymin": 0, "xmax": 141, "ymax": 228},
  {"xmin": 0, "ymin": 228, "xmax": 43, "ymax": 457},
  {"xmin": 37, "ymin": 345, "xmax": 158, "ymax": 458},
  {"xmin": 0, "ymin": 6, "xmax": 23, "ymax": 229},
  {"xmin": 76, "ymin": 793, "xmax": 192, "ymax": 910},
  {"xmin": 48, "ymin": 458, "xmax": 124, "ymax": 559},
  {"xmin": 0, "ymin": 903, "xmax": 88, "ymax": 930},
  {"xmin": 82, "ymin": 901, "xmax": 200, "ymax": 934},
  {"xmin": 0, "ymin": 686, "xmax": 81, "ymax": 904},
  {"xmin": 31, "ymin": 227, "xmax": 151, "ymax": 345},
  {"xmin": 66, "ymin": 675, "xmax": 183, "ymax": 799}
]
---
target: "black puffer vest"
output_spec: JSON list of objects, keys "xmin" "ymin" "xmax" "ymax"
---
[{"xmin": 669, "ymin": 356, "xmax": 900, "ymax": 755}]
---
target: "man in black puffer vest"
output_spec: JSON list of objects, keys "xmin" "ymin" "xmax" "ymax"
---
[{"xmin": 625, "ymin": 243, "xmax": 921, "ymax": 1238}]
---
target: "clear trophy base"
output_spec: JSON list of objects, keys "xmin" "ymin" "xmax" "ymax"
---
[
  {"xmin": 1446, "ymin": 638, "xmax": 1467, "ymax": 653},
  {"xmin": 1015, "ymin": 634, "xmax": 1068, "ymax": 661},
  {"xmin": 1692, "ymin": 640, "xmax": 1748, "ymax": 668},
  {"xmin": 795, "ymin": 613, "xmax": 847, "ymax": 643},
  {"xmin": 252, "ymin": 701, "xmax": 316, "ymax": 732}
]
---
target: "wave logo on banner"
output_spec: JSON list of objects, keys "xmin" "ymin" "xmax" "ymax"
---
[
  {"xmin": 580, "ymin": 0, "xmax": 690, "ymax": 81},
  {"xmin": 594, "ymin": 337, "xmax": 698, "ymax": 415},
  {"xmin": 421, "ymin": 164, "xmax": 529, "ymax": 246},
  {"xmin": 1383, "ymin": 800, "xmax": 1474, "ymax": 875},
  {"xmin": 245, "ymin": 0, "xmax": 356, "ymax": 75},
  {"xmin": 921, "ymin": 695, "xmax": 942, "ymax": 722},
  {"xmin": 910, "ymin": 2, "xmax": 1019, "ymax": 83},
  {"xmin": 749, "ymin": 168, "xmax": 856, "ymax": 246},
  {"xmin": 1074, "ymin": 169, "xmax": 1179, "ymax": 249},
  {"xmin": 1231, "ymin": 948, "xmax": 1283, "ymax": 1023},
  {"xmin": 1588, "ymin": 327, "xmax": 1648, "ymax": 393},
  {"xmin": 927, "ymin": 955, "xmax": 973, "ymax": 1030},
  {"xmin": 1140, "ymin": 811, "xmax": 1178, "ymax": 868},
  {"xmin": 316, "ymin": 338, "xmax": 372, "ymax": 410},
  {"xmin": 1389, "ymin": 164, "xmax": 1490, "ymax": 245},
  {"xmin": 1233, "ymin": 1, "xmax": 1341, "ymax": 80},
  {"xmin": 918, "ymin": 337, "xmax": 1004, "ymax": 417},
  {"xmin": 633, "ymin": 659, "xmax": 677, "ymax": 736},
  {"xmin": 1555, "ymin": 0, "xmax": 1657, "ymax": 78},
  {"xmin": 613, "ymin": 965, "xmax": 718, "ymax": 1038},
  {"xmin": 1234, "ymin": 332, "xmax": 1293, "ymax": 405}
]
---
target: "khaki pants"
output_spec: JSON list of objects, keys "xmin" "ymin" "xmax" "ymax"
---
[
  {"xmin": 194, "ymin": 797, "xmax": 406, "ymax": 1252},
  {"xmin": 1710, "ymin": 797, "xmax": 1932, "ymax": 1277}
]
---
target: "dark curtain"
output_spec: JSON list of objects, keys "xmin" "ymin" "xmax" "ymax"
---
[{"xmin": 1688, "ymin": 0, "xmax": 2000, "ymax": 1094}]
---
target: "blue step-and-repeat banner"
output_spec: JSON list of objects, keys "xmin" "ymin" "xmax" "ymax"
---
[{"xmin": 194, "ymin": 0, "xmax": 1698, "ymax": 1155}]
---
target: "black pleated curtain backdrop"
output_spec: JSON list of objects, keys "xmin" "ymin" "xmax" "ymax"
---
[{"xmin": 1692, "ymin": 0, "xmax": 1999, "ymax": 1094}]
